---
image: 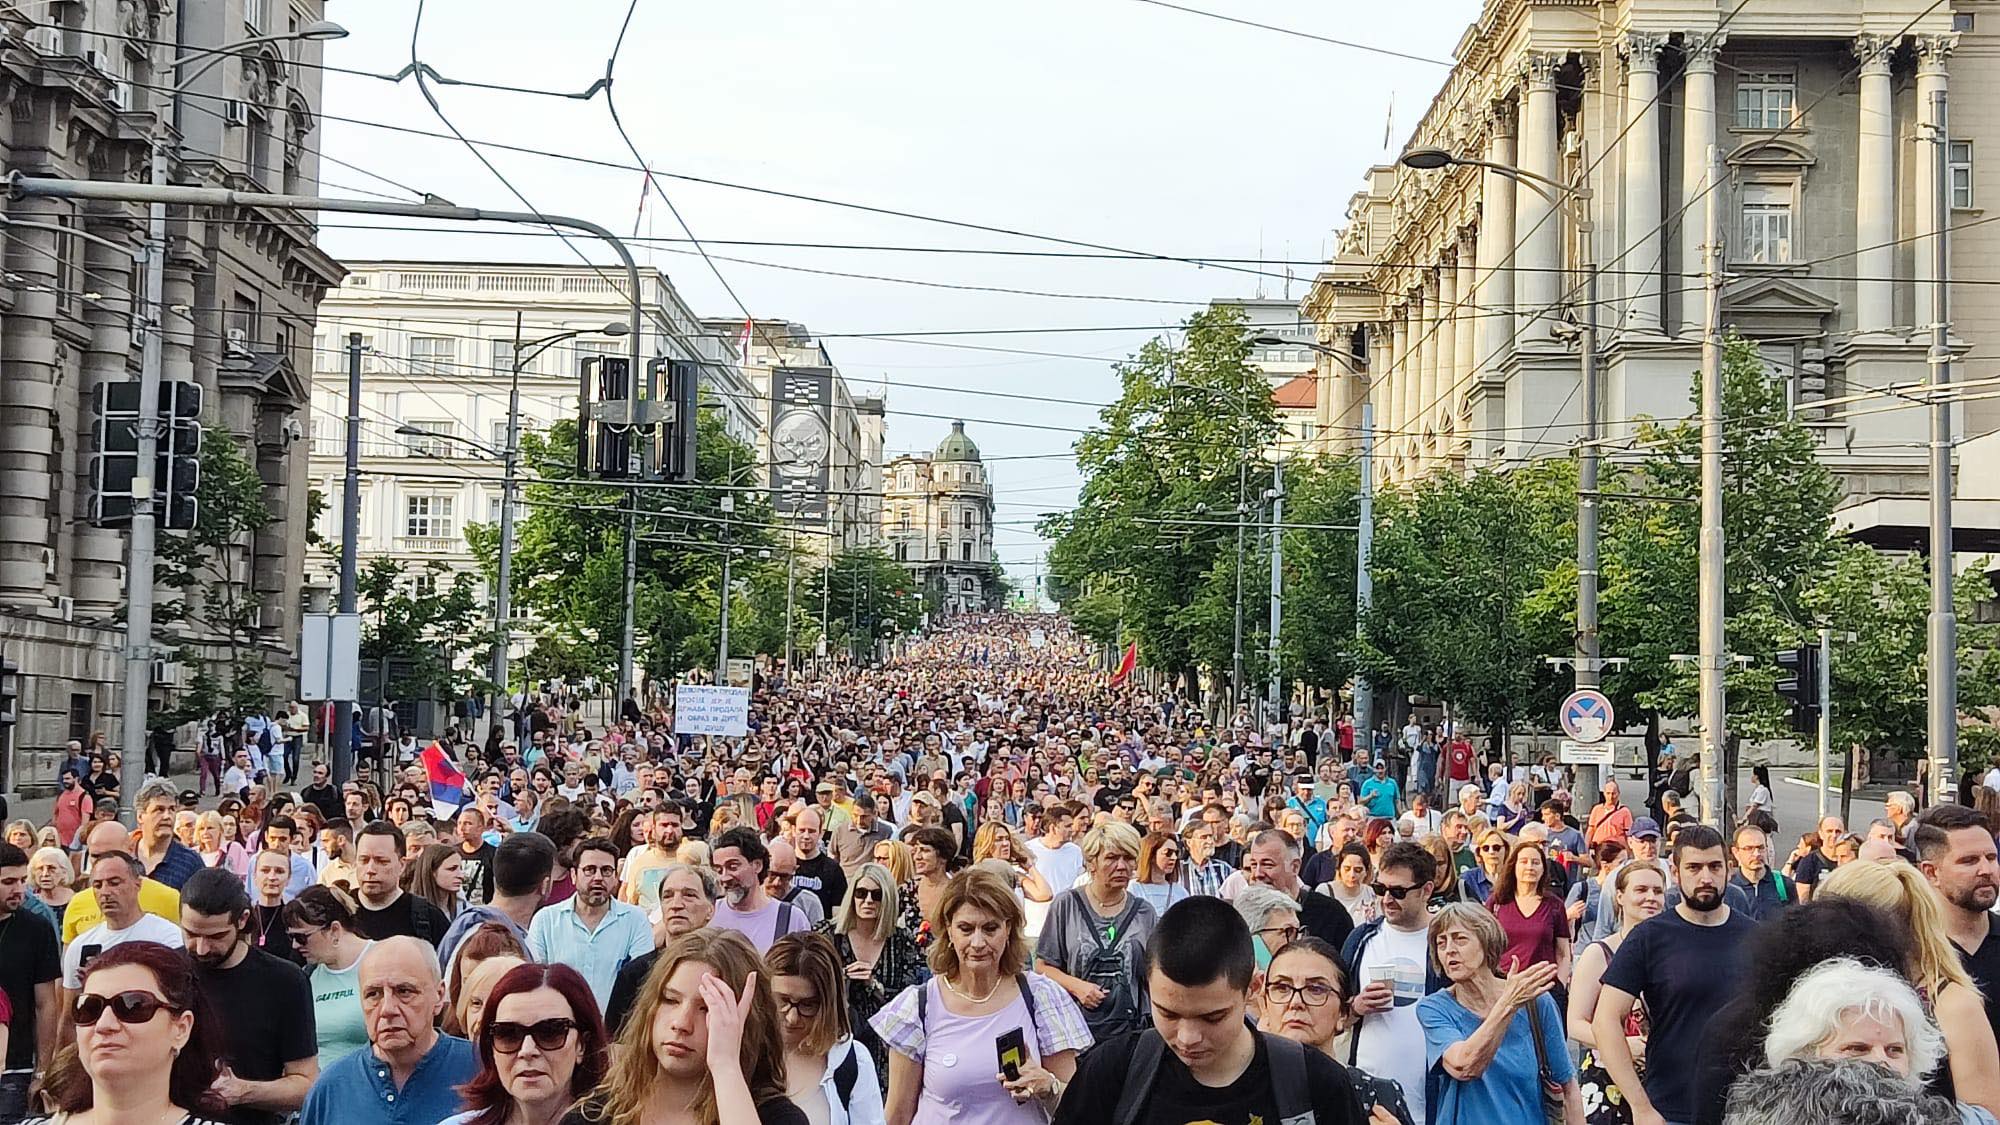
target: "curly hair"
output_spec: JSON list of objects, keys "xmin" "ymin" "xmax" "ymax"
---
[{"xmin": 1722, "ymin": 1058, "xmax": 1958, "ymax": 1125}]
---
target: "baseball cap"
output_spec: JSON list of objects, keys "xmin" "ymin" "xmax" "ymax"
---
[
  {"xmin": 815, "ymin": 780, "xmax": 835, "ymax": 794},
  {"xmin": 177, "ymin": 789, "xmax": 199, "ymax": 807},
  {"xmin": 1631, "ymin": 817, "xmax": 1662, "ymax": 839}
]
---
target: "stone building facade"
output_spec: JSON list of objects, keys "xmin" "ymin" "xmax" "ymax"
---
[
  {"xmin": 1303, "ymin": 0, "xmax": 1976, "ymax": 527},
  {"xmin": 0, "ymin": 0, "xmax": 342, "ymax": 791},
  {"xmin": 882, "ymin": 422, "xmax": 999, "ymax": 613}
]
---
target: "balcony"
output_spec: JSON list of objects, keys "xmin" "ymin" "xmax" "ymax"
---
[{"xmin": 396, "ymin": 536, "xmax": 459, "ymax": 554}]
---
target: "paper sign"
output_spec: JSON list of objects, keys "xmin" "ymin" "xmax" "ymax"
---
[{"xmin": 676, "ymin": 685, "xmax": 750, "ymax": 736}]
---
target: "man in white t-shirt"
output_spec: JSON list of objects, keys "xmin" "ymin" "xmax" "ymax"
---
[
  {"xmin": 1342, "ymin": 841, "xmax": 1440, "ymax": 1125},
  {"xmin": 1026, "ymin": 804, "xmax": 1085, "ymax": 895},
  {"xmin": 63, "ymin": 850, "xmax": 184, "ymax": 989}
]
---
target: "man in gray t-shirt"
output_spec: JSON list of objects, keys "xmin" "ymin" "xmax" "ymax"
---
[{"xmin": 1033, "ymin": 885, "xmax": 1157, "ymax": 1038}]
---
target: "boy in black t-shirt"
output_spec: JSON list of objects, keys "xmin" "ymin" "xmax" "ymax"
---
[{"xmin": 1054, "ymin": 897, "xmax": 1368, "ymax": 1125}]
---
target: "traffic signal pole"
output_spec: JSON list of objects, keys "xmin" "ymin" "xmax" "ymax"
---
[
  {"xmin": 1817, "ymin": 627, "xmax": 1832, "ymax": 819},
  {"xmin": 6, "ymin": 172, "xmax": 648, "ymax": 767}
]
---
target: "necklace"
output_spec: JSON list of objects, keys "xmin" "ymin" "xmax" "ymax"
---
[{"xmin": 942, "ymin": 974, "xmax": 1002, "ymax": 1003}]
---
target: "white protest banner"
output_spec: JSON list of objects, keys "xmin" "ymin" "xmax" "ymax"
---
[{"xmin": 675, "ymin": 685, "xmax": 751, "ymax": 736}]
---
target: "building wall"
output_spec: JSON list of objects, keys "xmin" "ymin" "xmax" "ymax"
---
[
  {"xmin": 1301, "ymin": 0, "xmax": 1968, "ymax": 517},
  {"xmin": 0, "ymin": 0, "xmax": 342, "ymax": 791}
]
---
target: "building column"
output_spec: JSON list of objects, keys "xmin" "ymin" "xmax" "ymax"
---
[
  {"xmin": 1477, "ymin": 101, "xmax": 1518, "ymax": 371},
  {"xmin": 1433, "ymin": 257, "xmax": 1456, "ymax": 443},
  {"xmin": 1411, "ymin": 283, "xmax": 1433, "ymax": 458},
  {"xmin": 1856, "ymin": 34, "xmax": 1897, "ymax": 334},
  {"xmin": 1454, "ymin": 228, "xmax": 1477, "ymax": 430},
  {"xmin": 0, "ymin": 196, "xmax": 64, "ymax": 606},
  {"xmin": 1915, "ymin": 36, "xmax": 1953, "ymax": 330},
  {"xmin": 1622, "ymin": 33, "xmax": 1667, "ymax": 335},
  {"xmin": 1390, "ymin": 308, "xmax": 1410, "ymax": 465},
  {"xmin": 1516, "ymin": 51, "xmax": 1564, "ymax": 346},
  {"xmin": 1680, "ymin": 34, "xmax": 1722, "ymax": 338}
]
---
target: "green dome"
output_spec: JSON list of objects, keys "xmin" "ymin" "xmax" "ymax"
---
[{"xmin": 935, "ymin": 421, "xmax": 981, "ymax": 462}]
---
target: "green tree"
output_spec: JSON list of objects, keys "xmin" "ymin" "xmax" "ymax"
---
[
  {"xmin": 356, "ymin": 556, "xmax": 487, "ymax": 703},
  {"xmin": 154, "ymin": 424, "xmax": 275, "ymax": 715},
  {"xmin": 1041, "ymin": 306, "xmax": 1278, "ymax": 699},
  {"xmin": 814, "ymin": 548, "xmax": 924, "ymax": 659}
]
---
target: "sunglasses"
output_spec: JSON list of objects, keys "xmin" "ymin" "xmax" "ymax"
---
[
  {"xmin": 287, "ymin": 926, "xmax": 326, "ymax": 947},
  {"xmin": 1478, "ymin": 844, "xmax": 1508, "ymax": 853},
  {"xmin": 488, "ymin": 1017, "xmax": 577, "ymax": 1054},
  {"xmin": 1372, "ymin": 882, "xmax": 1422, "ymax": 900},
  {"xmin": 853, "ymin": 886, "xmax": 884, "ymax": 902},
  {"xmin": 74, "ymin": 990, "xmax": 178, "ymax": 1026}
]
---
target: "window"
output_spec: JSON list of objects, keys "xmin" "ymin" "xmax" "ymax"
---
[
  {"xmin": 1954, "ymin": 11, "xmax": 1974, "ymax": 31},
  {"xmin": 573, "ymin": 339, "xmax": 618, "ymax": 363},
  {"xmin": 491, "ymin": 338, "xmax": 520, "ymax": 374},
  {"xmin": 962, "ymin": 510, "xmax": 973, "ymax": 529},
  {"xmin": 490, "ymin": 420, "xmax": 513, "ymax": 454},
  {"xmin": 409, "ymin": 336, "xmax": 454, "ymax": 375},
  {"xmin": 412, "ymin": 571, "xmax": 438, "ymax": 600},
  {"xmin": 1951, "ymin": 141, "xmax": 1975, "ymax": 209},
  {"xmin": 404, "ymin": 495, "xmax": 455, "ymax": 539},
  {"xmin": 1735, "ymin": 71, "xmax": 1797, "ymax": 130},
  {"xmin": 897, "ymin": 512, "xmax": 911, "ymax": 533},
  {"xmin": 68, "ymin": 693, "xmax": 93, "ymax": 743},
  {"xmin": 1739, "ymin": 184, "xmax": 1794, "ymax": 264},
  {"xmin": 962, "ymin": 542, "xmax": 973, "ymax": 561},
  {"xmin": 895, "ymin": 542, "xmax": 907, "ymax": 561},
  {"xmin": 245, "ymin": 0, "xmax": 269, "ymax": 32},
  {"xmin": 403, "ymin": 420, "xmax": 455, "ymax": 458},
  {"xmin": 227, "ymin": 294, "xmax": 258, "ymax": 350}
]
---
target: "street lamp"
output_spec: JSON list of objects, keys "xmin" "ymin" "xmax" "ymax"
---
[
  {"xmin": 118, "ymin": 19, "xmax": 351, "ymax": 805},
  {"xmin": 1251, "ymin": 336, "xmax": 1367, "ymax": 737},
  {"xmin": 1396, "ymin": 145, "xmax": 1612, "ymax": 797}
]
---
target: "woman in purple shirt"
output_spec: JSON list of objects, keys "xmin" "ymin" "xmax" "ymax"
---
[{"xmin": 1491, "ymin": 840, "xmax": 1571, "ymax": 984}]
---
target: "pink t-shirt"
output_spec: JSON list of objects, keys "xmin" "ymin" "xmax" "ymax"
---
[{"xmin": 709, "ymin": 895, "xmax": 810, "ymax": 953}]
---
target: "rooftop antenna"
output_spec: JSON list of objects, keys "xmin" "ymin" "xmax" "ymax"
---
[{"xmin": 1256, "ymin": 227, "xmax": 1266, "ymax": 299}]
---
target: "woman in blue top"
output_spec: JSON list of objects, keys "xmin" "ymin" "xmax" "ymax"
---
[{"xmin": 1417, "ymin": 901, "xmax": 1584, "ymax": 1125}]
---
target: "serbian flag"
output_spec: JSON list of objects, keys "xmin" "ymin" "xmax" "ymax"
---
[
  {"xmin": 1109, "ymin": 642, "xmax": 1137, "ymax": 686},
  {"xmin": 421, "ymin": 742, "xmax": 467, "ymax": 819}
]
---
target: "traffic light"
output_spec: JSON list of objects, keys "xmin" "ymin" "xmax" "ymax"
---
[
  {"xmin": 1775, "ymin": 645, "xmax": 1821, "ymax": 734},
  {"xmin": 0, "ymin": 657, "xmax": 18, "ymax": 726},
  {"xmin": 88, "ymin": 380, "xmax": 202, "ymax": 530},
  {"xmin": 577, "ymin": 356, "xmax": 633, "ymax": 479},
  {"xmin": 654, "ymin": 358, "xmax": 699, "ymax": 483}
]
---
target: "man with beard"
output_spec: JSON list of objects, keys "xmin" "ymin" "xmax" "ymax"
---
[
  {"xmin": 179, "ymin": 867, "xmax": 317, "ymax": 1125},
  {"xmin": 709, "ymin": 825, "xmax": 808, "ymax": 953},
  {"xmin": 1591, "ymin": 825, "xmax": 1755, "ymax": 1125},
  {"xmin": 604, "ymin": 863, "xmax": 717, "ymax": 1035},
  {"xmin": 526, "ymin": 837, "xmax": 650, "ymax": 1010},
  {"xmin": 0, "ymin": 841, "xmax": 58, "ymax": 1124},
  {"xmin": 1916, "ymin": 803, "xmax": 2000, "ymax": 1043}
]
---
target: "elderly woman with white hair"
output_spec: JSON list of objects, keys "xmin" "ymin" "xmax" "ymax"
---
[
  {"xmin": 1234, "ymin": 883, "xmax": 1303, "ymax": 970},
  {"xmin": 1746, "ymin": 957, "xmax": 1998, "ymax": 1125}
]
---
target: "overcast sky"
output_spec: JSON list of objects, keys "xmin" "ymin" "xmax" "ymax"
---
[{"xmin": 315, "ymin": 0, "xmax": 1483, "ymax": 589}]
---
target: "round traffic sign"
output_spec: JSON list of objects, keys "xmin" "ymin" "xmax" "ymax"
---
[{"xmin": 1560, "ymin": 689, "xmax": 1615, "ymax": 744}]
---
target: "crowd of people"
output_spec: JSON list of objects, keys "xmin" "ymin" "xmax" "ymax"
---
[{"xmin": 0, "ymin": 613, "xmax": 1992, "ymax": 1125}]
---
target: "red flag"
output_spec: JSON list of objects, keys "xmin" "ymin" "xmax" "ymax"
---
[{"xmin": 1109, "ymin": 642, "xmax": 1137, "ymax": 686}]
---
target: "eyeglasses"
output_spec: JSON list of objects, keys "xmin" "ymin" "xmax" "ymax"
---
[
  {"xmin": 776, "ymin": 995, "xmax": 823, "ymax": 1018},
  {"xmin": 1265, "ymin": 980, "xmax": 1337, "ymax": 1007},
  {"xmin": 1258, "ymin": 924, "xmax": 1300, "ymax": 946},
  {"xmin": 488, "ymin": 1017, "xmax": 577, "ymax": 1054},
  {"xmin": 74, "ymin": 990, "xmax": 178, "ymax": 1026},
  {"xmin": 1372, "ymin": 882, "xmax": 1422, "ymax": 901},
  {"xmin": 853, "ymin": 886, "xmax": 883, "ymax": 902},
  {"xmin": 1478, "ymin": 844, "xmax": 1508, "ymax": 854},
  {"xmin": 287, "ymin": 926, "xmax": 326, "ymax": 947}
]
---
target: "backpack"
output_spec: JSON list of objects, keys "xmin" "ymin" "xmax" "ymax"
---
[
  {"xmin": 1113, "ymin": 1029, "xmax": 1313, "ymax": 1125},
  {"xmin": 1077, "ymin": 898, "xmax": 1145, "ymax": 1029}
]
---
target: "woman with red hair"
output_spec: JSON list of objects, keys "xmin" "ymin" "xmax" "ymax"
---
[
  {"xmin": 26, "ymin": 942, "xmax": 228, "ymax": 1124},
  {"xmin": 441, "ymin": 963, "xmax": 610, "ymax": 1125}
]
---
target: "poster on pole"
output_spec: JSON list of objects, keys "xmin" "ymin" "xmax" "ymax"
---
[
  {"xmin": 769, "ymin": 367, "xmax": 832, "ymax": 519},
  {"xmin": 299, "ymin": 613, "xmax": 360, "ymax": 702},
  {"xmin": 675, "ymin": 685, "xmax": 750, "ymax": 736}
]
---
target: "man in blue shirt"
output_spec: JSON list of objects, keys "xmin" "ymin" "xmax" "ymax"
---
[
  {"xmin": 300, "ymin": 936, "xmax": 476, "ymax": 1125},
  {"xmin": 527, "ymin": 837, "xmax": 653, "ymax": 1010},
  {"xmin": 1359, "ymin": 759, "xmax": 1402, "ymax": 818}
]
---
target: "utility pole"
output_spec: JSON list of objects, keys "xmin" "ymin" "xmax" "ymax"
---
[
  {"xmin": 1266, "ymin": 455, "xmax": 1285, "ymax": 730},
  {"xmin": 1354, "ymin": 394, "xmax": 1375, "ymax": 752},
  {"xmin": 331, "ymin": 333, "xmax": 362, "ymax": 785},
  {"xmin": 783, "ymin": 526, "xmax": 797, "ymax": 674},
  {"xmin": 117, "ymin": 137, "xmax": 170, "ymax": 806},
  {"xmin": 1574, "ymin": 191, "xmax": 1604, "ymax": 800},
  {"xmin": 1231, "ymin": 457, "xmax": 1248, "ymax": 719},
  {"xmin": 493, "ymin": 311, "xmax": 524, "ymax": 737},
  {"xmin": 1926, "ymin": 87, "xmax": 1958, "ymax": 805},
  {"xmin": 718, "ymin": 491, "xmax": 735, "ymax": 681},
  {"xmin": 1817, "ymin": 627, "xmax": 1833, "ymax": 819},
  {"xmin": 1697, "ymin": 145, "xmax": 1728, "ymax": 827}
]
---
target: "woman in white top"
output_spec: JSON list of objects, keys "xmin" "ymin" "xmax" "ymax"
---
[
  {"xmin": 1318, "ymin": 843, "xmax": 1381, "ymax": 927},
  {"xmin": 770, "ymin": 932, "xmax": 887, "ymax": 1125},
  {"xmin": 1745, "ymin": 765, "xmax": 1775, "ymax": 823}
]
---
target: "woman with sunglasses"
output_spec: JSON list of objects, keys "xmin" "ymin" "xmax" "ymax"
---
[
  {"xmin": 442, "ymin": 963, "xmax": 609, "ymax": 1125},
  {"xmin": 1131, "ymin": 832, "xmax": 1191, "ymax": 915},
  {"xmin": 26, "ymin": 941, "xmax": 227, "ymax": 1125},
  {"xmin": 280, "ymin": 884, "xmax": 373, "ymax": 1068},
  {"xmin": 818, "ymin": 863, "xmax": 927, "ymax": 1089},
  {"xmin": 1461, "ymin": 828, "xmax": 1511, "ymax": 906},
  {"xmin": 770, "ymin": 932, "xmax": 888, "ymax": 1125}
]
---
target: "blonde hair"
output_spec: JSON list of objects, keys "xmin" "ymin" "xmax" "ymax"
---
[
  {"xmin": 832, "ymin": 863, "xmax": 898, "ymax": 943},
  {"xmin": 1818, "ymin": 860, "xmax": 1975, "ymax": 995},
  {"xmin": 927, "ymin": 868, "xmax": 1030, "ymax": 980},
  {"xmin": 581, "ymin": 929, "xmax": 787, "ymax": 1125},
  {"xmin": 675, "ymin": 840, "xmax": 712, "ymax": 867},
  {"xmin": 454, "ymin": 954, "xmax": 524, "ymax": 1041},
  {"xmin": 29, "ymin": 846, "xmax": 74, "ymax": 887},
  {"xmin": 973, "ymin": 822, "xmax": 1027, "ymax": 866},
  {"xmin": 1080, "ymin": 820, "xmax": 1143, "ymax": 866},
  {"xmin": 874, "ymin": 839, "xmax": 914, "ymax": 884}
]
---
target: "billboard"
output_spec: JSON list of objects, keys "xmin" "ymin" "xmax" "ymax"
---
[{"xmin": 769, "ymin": 366, "xmax": 832, "ymax": 519}]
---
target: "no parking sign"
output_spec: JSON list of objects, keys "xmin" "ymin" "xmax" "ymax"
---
[{"xmin": 1560, "ymin": 689, "xmax": 1614, "ymax": 744}]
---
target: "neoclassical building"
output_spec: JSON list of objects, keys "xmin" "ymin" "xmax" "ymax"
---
[
  {"xmin": 1305, "ymin": 0, "xmax": 1977, "ymax": 528},
  {"xmin": 882, "ymin": 422, "xmax": 999, "ymax": 613}
]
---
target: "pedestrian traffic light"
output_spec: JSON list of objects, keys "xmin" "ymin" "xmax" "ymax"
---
[
  {"xmin": 1775, "ymin": 645, "xmax": 1821, "ymax": 734},
  {"xmin": 87, "ymin": 380, "xmax": 202, "ymax": 530}
]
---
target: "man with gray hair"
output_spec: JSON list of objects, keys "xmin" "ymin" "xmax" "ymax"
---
[
  {"xmin": 604, "ymin": 863, "xmax": 717, "ymax": 1035},
  {"xmin": 133, "ymin": 780, "xmax": 203, "ymax": 890},
  {"xmin": 1722, "ymin": 1058, "xmax": 1959, "ymax": 1125},
  {"xmin": 62, "ymin": 851, "xmax": 181, "ymax": 993},
  {"xmin": 1243, "ymin": 828, "xmax": 1352, "ymax": 949},
  {"xmin": 1886, "ymin": 791, "xmax": 1919, "ymax": 848},
  {"xmin": 299, "ymin": 936, "xmax": 475, "ymax": 1125}
]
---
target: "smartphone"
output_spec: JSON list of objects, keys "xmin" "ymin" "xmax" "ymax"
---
[
  {"xmin": 79, "ymin": 944, "xmax": 103, "ymax": 970},
  {"xmin": 995, "ymin": 1026, "xmax": 1027, "ymax": 1082}
]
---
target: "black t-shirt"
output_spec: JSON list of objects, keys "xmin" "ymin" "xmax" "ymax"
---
[
  {"xmin": 1053, "ymin": 1029, "xmax": 1364, "ymax": 1125},
  {"xmin": 299, "ymin": 782, "xmax": 342, "ymax": 822},
  {"xmin": 457, "ymin": 840, "xmax": 497, "ymax": 906},
  {"xmin": 605, "ymin": 948, "xmax": 663, "ymax": 1037},
  {"xmin": 795, "ymin": 852, "xmax": 848, "ymax": 916},
  {"xmin": 194, "ymin": 947, "xmax": 316, "ymax": 1125},
  {"xmin": 247, "ymin": 902, "xmax": 303, "ymax": 966},
  {"xmin": 0, "ymin": 909, "xmax": 61, "ymax": 1069},
  {"xmin": 1792, "ymin": 848, "xmax": 1838, "ymax": 887},
  {"xmin": 352, "ymin": 891, "xmax": 452, "ymax": 947},
  {"xmin": 1601, "ymin": 907, "xmax": 1757, "ymax": 1122},
  {"xmin": 1297, "ymin": 888, "xmax": 1355, "ymax": 951},
  {"xmin": 1956, "ymin": 912, "xmax": 2000, "ymax": 1047}
]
